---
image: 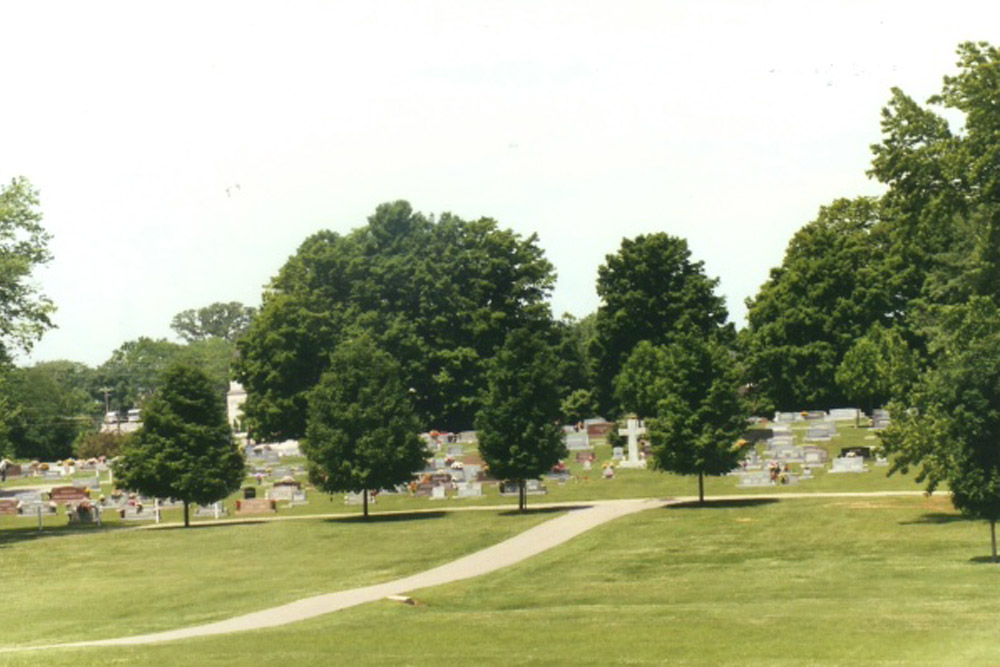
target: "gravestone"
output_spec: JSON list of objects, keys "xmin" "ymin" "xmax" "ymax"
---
[
  {"xmin": 827, "ymin": 408, "xmax": 860, "ymax": 421},
  {"xmin": 238, "ymin": 498, "xmax": 277, "ymax": 514},
  {"xmin": 49, "ymin": 487, "xmax": 89, "ymax": 503},
  {"xmin": 829, "ymin": 456, "xmax": 866, "ymax": 473},
  {"xmin": 739, "ymin": 471, "xmax": 773, "ymax": 488},
  {"xmin": 119, "ymin": 506, "xmax": 156, "ymax": 521},
  {"xmin": 840, "ymin": 446, "xmax": 872, "ymax": 459},
  {"xmin": 575, "ymin": 451, "xmax": 595, "ymax": 463},
  {"xmin": 612, "ymin": 447, "xmax": 624, "ymax": 461},
  {"xmin": 268, "ymin": 485, "xmax": 297, "ymax": 502},
  {"xmin": 456, "ymin": 482, "xmax": 483, "ymax": 498},
  {"xmin": 195, "ymin": 502, "xmax": 228, "ymax": 519},
  {"xmin": 564, "ymin": 431, "xmax": 591, "ymax": 451},
  {"xmin": 803, "ymin": 446, "xmax": 829, "ymax": 464},
  {"xmin": 585, "ymin": 419, "xmax": 613, "ymax": 438},
  {"xmin": 0, "ymin": 499, "xmax": 18, "ymax": 516},
  {"xmin": 431, "ymin": 485, "xmax": 447, "ymax": 500},
  {"xmin": 617, "ymin": 418, "xmax": 648, "ymax": 468},
  {"xmin": 872, "ymin": 409, "xmax": 891, "ymax": 430},
  {"xmin": 457, "ymin": 431, "xmax": 478, "ymax": 444},
  {"xmin": 447, "ymin": 445, "xmax": 464, "ymax": 457}
]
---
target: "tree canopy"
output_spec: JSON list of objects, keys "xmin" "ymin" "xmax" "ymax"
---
[
  {"xmin": 171, "ymin": 302, "xmax": 257, "ymax": 343},
  {"xmin": 114, "ymin": 364, "xmax": 244, "ymax": 527},
  {"xmin": 235, "ymin": 201, "xmax": 556, "ymax": 441},
  {"xmin": 647, "ymin": 333, "xmax": 748, "ymax": 503},
  {"xmin": 475, "ymin": 329, "xmax": 565, "ymax": 511},
  {"xmin": 880, "ymin": 298, "xmax": 1000, "ymax": 561},
  {"xmin": 304, "ymin": 337, "xmax": 427, "ymax": 518},
  {"xmin": 4, "ymin": 361, "xmax": 99, "ymax": 460},
  {"xmin": 0, "ymin": 177, "xmax": 55, "ymax": 363},
  {"xmin": 592, "ymin": 233, "xmax": 730, "ymax": 415}
]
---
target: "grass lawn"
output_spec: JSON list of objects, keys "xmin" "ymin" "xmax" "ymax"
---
[
  {"xmin": 4, "ymin": 493, "xmax": 999, "ymax": 665},
  {"xmin": 0, "ymin": 509, "xmax": 555, "ymax": 648}
]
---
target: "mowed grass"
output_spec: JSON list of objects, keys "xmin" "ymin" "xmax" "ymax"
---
[
  {"xmin": 10, "ymin": 493, "xmax": 1000, "ymax": 666},
  {"xmin": 0, "ymin": 509, "xmax": 555, "ymax": 648}
]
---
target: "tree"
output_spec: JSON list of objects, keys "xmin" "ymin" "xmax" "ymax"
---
[
  {"xmin": 836, "ymin": 323, "xmax": 918, "ymax": 420},
  {"xmin": 613, "ymin": 340, "xmax": 670, "ymax": 420},
  {"xmin": 235, "ymin": 201, "xmax": 556, "ymax": 441},
  {"xmin": 95, "ymin": 338, "xmax": 184, "ymax": 412},
  {"xmin": 114, "ymin": 364, "xmax": 244, "ymax": 527},
  {"xmin": 880, "ymin": 298, "xmax": 1000, "ymax": 561},
  {"xmin": 303, "ymin": 337, "xmax": 427, "ymax": 519},
  {"xmin": 475, "ymin": 329, "xmax": 565, "ymax": 511},
  {"xmin": 171, "ymin": 302, "xmax": 257, "ymax": 343},
  {"xmin": 0, "ymin": 177, "xmax": 55, "ymax": 449},
  {"xmin": 743, "ymin": 197, "xmax": 889, "ymax": 412},
  {"xmin": 592, "ymin": 233, "xmax": 730, "ymax": 415},
  {"xmin": 5, "ymin": 361, "xmax": 99, "ymax": 460},
  {"xmin": 647, "ymin": 333, "xmax": 748, "ymax": 504},
  {"xmin": 0, "ymin": 177, "xmax": 55, "ymax": 363}
]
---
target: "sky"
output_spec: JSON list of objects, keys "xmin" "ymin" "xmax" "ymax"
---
[{"xmin": 2, "ymin": 1, "xmax": 998, "ymax": 367}]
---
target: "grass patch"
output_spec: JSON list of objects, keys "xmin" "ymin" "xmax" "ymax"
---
[
  {"xmin": 0, "ymin": 509, "xmax": 555, "ymax": 648},
  {"xmin": 13, "ymin": 494, "xmax": 1000, "ymax": 666}
]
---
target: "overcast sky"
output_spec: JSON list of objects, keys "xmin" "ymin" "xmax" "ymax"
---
[{"xmin": 3, "ymin": 1, "xmax": 997, "ymax": 367}]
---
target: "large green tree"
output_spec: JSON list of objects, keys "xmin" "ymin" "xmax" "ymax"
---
[
  {"xmin": 95, "ymin": 337, "xmax": 234, "ymax": 412},
  {"xmin": 114, "ymin": 364, "xmax": 244, "ymax": 527},
  {"xmin": 835, "ymin": 323, "xmax": 918, "ymax": 418},
  {"xmin": 592, "ymin": 233, "xmax": 730, "ymax": 415},
  {"xmin": 647, "ymin": 333, "xmax": 748, "ymax": 504},
  {"xmin": 171, "ymin": 302, "xmax": 257, "ymax": 343},
  {"xmin": 304, "ymin": 337, "xmax": 427, "ymax": 519},
  {"xmin": 0, "ymin": 177, "xmax": 55, "ymax": 451},
  {"xmin": 743, "ymin": 197, "xmax": 888, "ymax": 412},
  {"xmin": 880, "ymin": 298, "xmax": 1000, "ymax": 561},
  {"xmin": 5, "ymin": 361, "xmax": 99, "ymax": 460},
  {"xmin": 235, "ymin": 201, "xmax": 556, "ymax": 441},
  {"xmin": 0, "ymin": 177, "xmax": 55, "ymax": 362},
  {"xmin": 475, "ymin": 329, "xmax": 565, "ymax": 512}
]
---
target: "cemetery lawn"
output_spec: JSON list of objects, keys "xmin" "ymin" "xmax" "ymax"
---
[
  {"xmin": 0, "ymin": 509, "xmax": 555, "ymax": 648},
  {"xmin": 11, "ymin": 494, "xmax": 1000, "ymax": 666}
]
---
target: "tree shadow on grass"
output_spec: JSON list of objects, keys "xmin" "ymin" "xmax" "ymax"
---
[
  {"xmin": 325, "ymin": 511, "xmax": 448, "ymax": 524},
  {"xmin": 968, "ymin": 555, "xmax": 1000, "ymax": 564},
  {"xmin": 0, "ymin": 523, "xmax": 126, "ymax": 548},
  {"xmin": 899, "ymin": 513, "xmax": 974, "ymax": 525},
  {"xmin": 498, "ymin": 505, "xmax": 590, "ymax": 517},
  {"xmin": 667, "ymin": 498, "xmax": 780, "ymax": 510}
]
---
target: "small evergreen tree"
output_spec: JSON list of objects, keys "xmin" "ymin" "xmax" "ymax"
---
[
  {"xmin": 114, "ymin": 364, "xmax": 245, "ymax": 527},
  {"xmin": 304, "ymin": 338, "xmax": 427, "ymax": 519},
  {"xmin": 648, "ymin": 333, "xmax": 748, "ymax": 504},
  {"xmin": 476, "ymin": 329, "xmax": 565, "ymax": 512}
]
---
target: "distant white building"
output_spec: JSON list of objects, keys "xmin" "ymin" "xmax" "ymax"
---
[
  {"xmin": 99, "ymin": 408, "xmax": 142, "ymax": 434},
  {"xmin": 226, "ymin": 381, "xmax": 301, "ymax": 456}
]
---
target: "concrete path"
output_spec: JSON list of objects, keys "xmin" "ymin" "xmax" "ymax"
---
[{"xmin": 8, "ymin": 498, "xmax": 666, "ymax": 652}]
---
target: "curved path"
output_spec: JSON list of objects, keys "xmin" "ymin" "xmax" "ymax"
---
[{"xmin": 8, "ymin": 498, "xmax": 666, "ymax": 652}]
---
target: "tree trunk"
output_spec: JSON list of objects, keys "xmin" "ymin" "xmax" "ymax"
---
[
  {"xmin": 519, "ymin": 479, "xmax": 526, "ymax": 513},
  {"xmin": 992, "ymin": 519, "xmax": 997, "ymax": 563},
  {"xmin": 183, "ymin": 501, "xmax": 190, "ymax": 528},
  {"xmin": 698, "ymin": 472, "xmax": 705, "ymax": 505},
  {"xmin": 363, "ymin": 489, "xmax": 369, "ymax": 520}
]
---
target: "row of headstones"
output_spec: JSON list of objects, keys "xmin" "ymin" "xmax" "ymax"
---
[{"xmin": 773, "ymin": 408, "xmax": 861, "ymax": 423}]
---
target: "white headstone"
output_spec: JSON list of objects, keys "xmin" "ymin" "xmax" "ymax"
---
[{"xmin": 617, "ymin": 418, "xmax": 648, "ymax": 468}]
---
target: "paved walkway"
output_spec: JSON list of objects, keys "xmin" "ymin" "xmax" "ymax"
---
[{"xmin": 8, "ymin": 498, "xmax": 666, "ymax": 652}]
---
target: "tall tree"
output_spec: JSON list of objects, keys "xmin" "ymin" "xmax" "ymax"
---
[
  {"xmin": 836, "ymin": 323, "xmax": 918, "ymax": 418},
  {"xmin": 0, "ymin": 177, "xmax": 55, "ymax": 362},
  {"xmin": 592, "ymin": 233, "xmax": 730, "ymax": 415},
  {"xmin": 171, "ymin": 302, "xmax": 257, "ymax": 343},
  {"xmin": 235, "ymin": 201, "xmax": 556, "ymax": 441},
  {"xmin": 304, "ymin": 337, "xmax": 426, "ymax": 519},
  {"xmin": 114, "ymin": 364, "xmax": 244, "ymax": 527},
  {"xmin": 5, "ymin": 361, "xmax": 99, "ymax": 460},
  {"xmin": 0, "ymin": 177, "xmax": 55, "ymax": 449},
  {"xmin": 743, "ymin": 197, "xmax": 888, "ymax": 412},
  {"xmin": 880, "ymin": 298, "xmax": 1000, "ymax": 561},
  {"xmin": 475, "ymin": 329, "xmax": 565, "ymax": 512},
  {"xmin": 647, "ymin": 333, "xmax": 748, "ymax": 504}
]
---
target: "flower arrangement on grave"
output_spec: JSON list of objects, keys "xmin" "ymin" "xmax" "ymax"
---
[
  {"xmin": 39, "ymin": 462, "xmax": 49, "ymax": 471},
  {"xmin": 65, "ymin": 458, "xmax": 75, "ymax": 466},
  {"xmin": 731, "ymin": 438, "xmax": 748, "ymax": 451},
  {"xmin": 83, "ymin": 488, "xmax": 91, "ymax": 497}
]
